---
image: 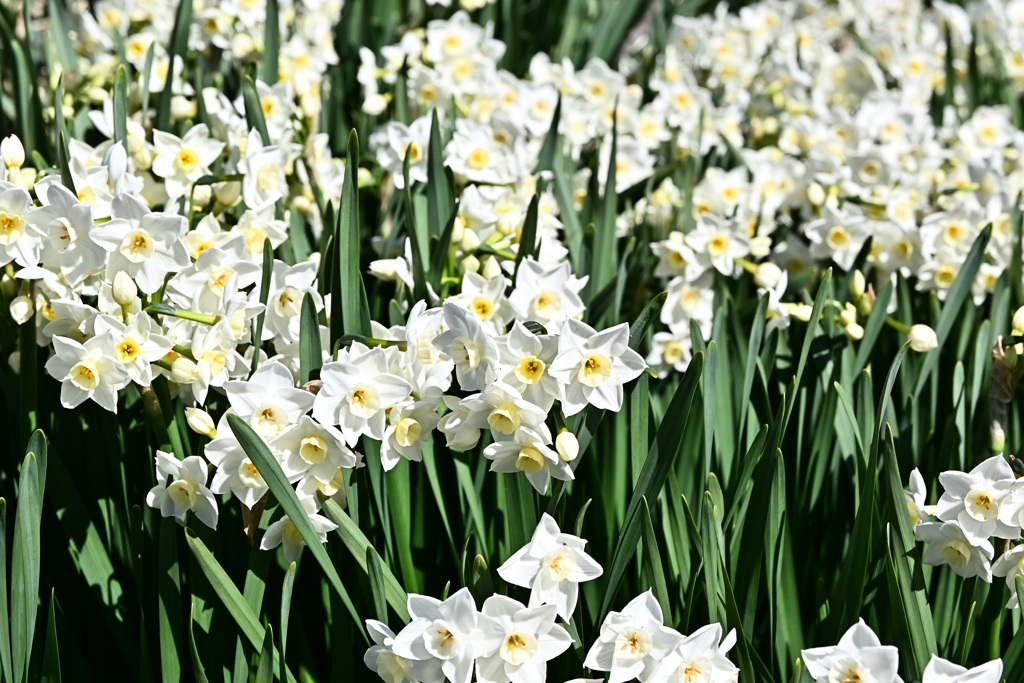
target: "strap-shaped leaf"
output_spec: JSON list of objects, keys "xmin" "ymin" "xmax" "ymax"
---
[{"xmin": 225, "ymin": 415, "xmax": 365, "ymax": 638}]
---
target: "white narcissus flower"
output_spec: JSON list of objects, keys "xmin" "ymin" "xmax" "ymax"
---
[
  {"xmin": 223, "ymin": 361, "xmax": 315, "ymax": 439},
  {"xmin": 273, "ymin": 415, "xmax": 359, "ymax": 483},
  {"xmin": 381, "ymin": 400, "xmax": 441, "ymax": 471},
  {"xmin": 254, "ymin": 260, "xmax": 324, "ymax": 343},
  {"xmin": 921, "ymin": 656, "xmax": 1002, "ymax": 683},
  {"xmin": 93, "ymin": 312, "xmax": 173, "ymax": 386},
  {"xmin": 804, "ymin": 206, "xmax": 870, "ymax": 272},
  {"xmin": 452, "ymin": 271, "xmax": 515, "ymax": 335},
  {"xmin": 507, "ymin": 259, "xmax": 587, "ymax": 330},
  {"xmin": 35, "ymin": 184, "xmax": 107, "ymax": 286},
  {"xmin": 151, "ymin": 124, "xmax": 225, "ymax": 199},
  {"xmin": 432, "ymin": 302, "xmax": 501, "ymax": 391},
  {"xmin": 497, "ymin": 513, "xmax": 603, "ymax": 619},
  {"xmin": 204, "ymin": 433, "xmax": 271, "ymax": 507},
  {"xmin": 496, "ymin": 322, "xmax": 561, "ymax": 412},
  {"xmin": 583, "ymin": 590, "xmax": 683, "ymax": 683},
  {"xmin": 475, "ymin": 596, "xmax": 573, "ymax": 683},
  {"xmin": 905, "ymin": 467, "xmax": 935, "ymax": 526},
  {"xmin": 0, "ymin": 186, "xmax": 44, "ymax": 268},
  {"xmin": 364, "ymin": 619, "xmax": 444, "ymax": 683},
  {"xmin": 436, "ymin": 395, "xmax": 482, "ymax": 451},
  {"xmin": 991, "ymin": 545, "xmax": 1024, "ymax": 608},
  {"xmin": 164, "ymin": 237, "xmax": 262, "ymax": 314},
  {"xmin": 685, "ymin": 214, "xmax": 751, "ymax": 276},
  {"xmin": 392, "ymin": 588, "xmax": 504, "ymax": 683},
  {"xmin": 935, "ymin": 455, "xmax": 1019, "ymax": 543},
  {"xmin": 548, "ymin": 319, "xmax": 646, "ymax": 416},
  {"xmin": 645, "ymin": 623, "xmax": 739, "ymax": 683},
  {"xmin": 801, "ymin": 619, "xmax": 903, "ymax": 683},
  {"xmin": 90, "ymin": 194, "xmax": 191, "ymax": 294},
  {"xmin": 243, "ymin": 128, "xmax": 289, "ymax": 208},
  {"xmin": 915, "ymin": 521, "xmax": 993, "ymax": 580},
  {"xmin": 260, "ymin": 495, "xmax": 338, "ymax": 562},
  {"xmin": 314, "ymin": 347, "xmax": 413, "ymax": 446},
  {"xmin": 484, "ymin": 428, "xmax": 571, "ymax": 495},
  {"xmin": 44, "ymin": 333, "xmax": 129, "ymax": 412},
  {"xmin": 459, "ymin": 381, "xmax": 552, "ymax": 443},
  {"xmin": 146, "ymin": 450, "xmax": 218, "ymax": 529}
]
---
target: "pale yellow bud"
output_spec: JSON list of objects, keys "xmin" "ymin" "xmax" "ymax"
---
[
  {"xmin": 112, "ymin": 271, "xmax": 138, "ymax": 306},
  {"xmin": 9, "ymin": 295, "xmax": 33, "ymax": 324},
  {"xmin": 185, "ymin": 407, "xmax": 218, "ymax": 438},
  {"xmin": 908, "ymin": 324, "xmax": 938, "ymax": 352},
  {"xmin": 807, "ymin": 182, "xmax": 826, "ymax": 206},
  {"xmin": 754, "ymin": 262, "xmax": 783, "ymax": 289},
  {"xmin": 555, "ymin": 431, "xmax": 579, "ymax": 462},
  {"xmin": 1012, "ymin": 305, "xmax": 1024, "ymax": 336},
  {"xmin": 170, "ymin": 357, "xmax": 200, "ymax": 384},
  {"xmin": 850, "ymin": 269, "xmax": 866, "ymax": 300},
  {"xmin": 1, "ymin": 136, "xmax": 25, "ymax": 169},
  {"xmin": 845, "ymin": 322, "xmax": 864, "ymax": 341}
]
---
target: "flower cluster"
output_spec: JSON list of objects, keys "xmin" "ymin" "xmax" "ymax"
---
[
  {"xmin": 364, "ymin": 513, "xmax": 739, "ymax": 683},
  {"xmin": 802, "ymin": 620, "xmax": 1002, "ymax": 683}
]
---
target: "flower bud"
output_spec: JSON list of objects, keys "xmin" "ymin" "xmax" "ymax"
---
[
  {"xmin": 9, "ymin": 295, "xmax": 33, "ymax": 325},
  {"xmin": 1013, "ymin": 305, "xmax": 1024, "ymax": 336},
  {"xmin": 849, "ymin": 269, "xmax": 865, "ymax": 300},
  {"xmin": 807, "ymin": 182, "xmax": 825, "ymax": 206},
  {"xmin": 112, "ymin": 271, "xmax": 138, "ymax": 306},
  {"xmin": 749, "ymin": 236, "xmax": 772, "ymax": 259},
  {"xmin": 480, "ymin": 255, "xmax": 502, "ymax": 280},
  {"xmin": 230, "ymin": 33, "xmax": 255, "ymax": 60},
  {"xmin": 8, "ymin": 351, "xmax": 19, "ymax": 374},
  {"xmin": 369, "ymin": 259, "xmax": 400, "ymax": 281},
  {"xmin": 908, "ymin": 324, "xmax": 938, "ymax": 353},
  {"xmin": 788, "ymin": 303, "xmax": 812, "ymax": 322},
  {"xmin": 556, "ymin": 431, "xmax": 579, "ymax": 462},
  {"xmin": 13, "ymin": 168, "xmax": 35, "ymax": 191},
  {"xmin": 215, "ymin": 181, "xmax": 241, "ymax": 206},
  {"xmin": 170, "ymin": 95, "xmax": 197, "ymax": 121},
  {"xmin": 185, "ymin": 407, "xmax": 217, "ymax": 438},
  {"xmin": 362, "ymin": 93, "xmax": 389, "ymax": 116},
  {"xmin": 170, "ymin": 357, "xmax": 200, "ymax": 384},
  {"xmin": 838, "ymin": 302, "xmax": 857, "ymax": 328},
  {"xmin": 459, "ymin": 255, "xmax": 480, "ymax": 274},
  {"xmin": 1, "ymin": 136, "xmax": 25, "ymax": 170},
  {"xmin": 992, "ymin": 420, "xmax": 1006, "ymax": 454},
  {"xmin": 844, "ymin": 323, "xmax": 864, "ymax": 341},
  {"xmin": 192, "ymin": 184, "xmax": 212, "ymax": 208},
  {"xmin": 754, "ymin": 262, "xmax": 782, "ymax": 289}
]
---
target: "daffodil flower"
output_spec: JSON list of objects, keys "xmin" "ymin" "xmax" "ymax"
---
[
  {"xmin": 922, "ymin": 656, "xmax": 1002, "ymax": 683},
  {"xmin": 45, "ymin": 332, "xmax": 129, "ymax": 412},
  {"xmin": 146, "ymin": 450, "xmax": 218, "ymax": 529},
  {"xmin": 151, "ymin": 124, "xmax": 225, "ymax": 199},
  {"xmin": 496, "ymin": 322, "xmax": 561, "ymax": 411},
  {"xmin": 583, "ymin": 590, "xmax": 683, "ymax": 683},
  {"xmin": 93, "ymin": 312, "xmax": 173, "ymax": 386},
  {"xmin": 381, "ymin": 400, "xmax": 442, "ymax": 471},
  {"xmin": 224, "ymin": 360, "xmax": 314, "ymax": 439},
  {"xmin": 935, "ymin": 455, "xmax": 1019, "ymax": 543},
  {"xmin": 800, "ymin": 619, "xmax": 902, "ymax": 683},
  {"xmin": 475, "ymin": 596, "xmax": 573, "ymax": 683},
  {"xmin": 274, "ymin": 415, "xmax": 359, "ymax": 482},
  {"xmin": 548, "ymin": 319, "xmax": 646, "ymax": 416},
  {"xmin": 916, "ymin": 521, "xmax": 993, "ymax": 580},
  {"xmin": 497, "ymin": 513, "xmax": 603, "ymax": 619},
  {"xmin": 260, "ymin": 495, "xmax": 338, "ymax": 562},
  {"xmin": 392, "ymin": 588, "xmax": 504, "ymax": 683},
  {"xmin": 484, "ymin": 428, "xmax": 570, "ymax": 495},
  {"xmin": 645, "ymin": 623, "xmax": 739, "ymax": 683},
  {"xmin": 363, "ymin": 619, "xmax": 444, "ymax": 683},
  {"xmin": 432, "ymin": 302, "xmax": 501, "ymax": 391}
]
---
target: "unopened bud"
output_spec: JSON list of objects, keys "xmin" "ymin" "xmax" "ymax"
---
[
  {"xmin": 112, "ymin": 271, "xmax": 138, "ymax": 306},
  {"xmin": 480, "ymin": 255, "xmax": 502, "ymax": 280},
  {"xmin": 230, "ymin": 33, "xmax": 255, "ymax": 60},
  {"xmin": 9, "ymin": 295, "xmax": 33, "ymax": 324},
  {"xmin": 170, "ymin": 357, "xmax": 200, "ymax": 384},
  {"xmin": 754, "ymin": 262, "xmax": 782, "ymax": 289},
  {"xmin": 850, "ymin": 269, "xmax": 865, "ymax": 300},
  {"xmin": 170, "ymin": 95, "xmax": 197, "ymax": 121},
  {"xmin": 807, "ymin": 182, "xmax": 825, "ymax": 206},
  {"xmin": 215, "ymin": 181, "xmax": 241, "ymax": 206},
  {"xmin": 362, "ymin": 93, "xmax": 389, "ymax": 116},
  {"xmin": 1013, "ymin": 305, "xmax": 1024, "ymax": 336},
  {"xmin": 908, "ymin": 324, "xmax": 938, "ymax": 353},
  {"xmin": 185, "ymin": 407, "xmax": 217, "ymax": 438},
  {"xmin": 845, "ymin": 322, "xmax": 864, "ymax": 341},
  {"xmin": 556, "ymin": 431, "xmax": 579, "ymax": 462},
  {"xmin": 459, "ymin": 254, "xmax": 480, "ymax": 275},
  {"xmin": 192, "ymin": 184, "xmax": 212, "ymax": 208},
  {"xmin": 992, "ymin": 421, "xmax": 1006, "ymax": 454},
  {"xmin": 1, "ymin": 136, "xmax": 25, "ymax": 169},
  {"xmin": 789, "ymin": 303, "xmax": 812, "ymax": 322}
]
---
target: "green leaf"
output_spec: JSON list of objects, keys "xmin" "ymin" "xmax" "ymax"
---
[
  {"xmin": 226, "ymin": 415, "xmax": 366, "ymax": 638},
  {"xmin": 513, "ymin": 194, "xmax": 540, "ymax": 283},
  {"xmin": 156, "ymin": 0, "xmax": 193, "ymax": 131},
  {"xmin": 46, "ymin": 0, "xmax": 77, "ymax": 80},
  {"xmin": 0, "ymin": 498, "xmax": 10, "ymax": 683},
  {"xmin": 242, "ymin": 76, "xmax": 271, "ymax": 146},
  {"xmin": 187, "ymin": 604, "xmax": 210, "ymax": 683},
  {"xmin": 299, "ymin": 292, "xmax": 322, "ymax": 384},
  {"xmin": 157, "ymin": 518, "xmax": 182, "ymax": 683},
  {"xmin": 57, "ymin": 131, "xmax": 76, "ymax": 196},
  {"xmin": 113, "ymin": 65, "xmax": 129, "ymax": 150},
  {"xmin": 385, "ymin": 459, "xmax": 418, "ymax": 594},
  {"xmin": 504, "ymin": 473, "xmax": 537, "ymax": 553},
  {"xmin": 280, "ymin": 562, "xmax": 296, "ymax": 683},
  {"xmin": 185, "ymin": 530, "xmax": 297, "ymax": 683},
  {"xmin": 249, "ymin": 238, "xmax": 274, "ymax": 375},
  {"xmin": 852, "ymin": 278, "xmax": 894, "ymax": 377},
  {"xmin": 591, "ymin": 113, "xmax": 618, "ymax": 306},
  {"xmin": 533, "ymin": 96, "xmax": 562, "ymax": 174},
  {"xmin": 255, "ymin": 625, "xmax": 274, "ymax": 683},
  {"xmin": 141, "ymin": 43, "xmax": 156, "ymax": 129},
  {"xmin": 700, "ymin": 491, "xmax": 724, "ymax": 626},
  {"xmin": 595, "ymin": 352, "xmax": 704, "ymax": 630},
  {"xmin": 338, "ymin": 130, "xmax": 371, "ymax": 337},
  {"xmin": 261, "ymin": 0, "xmax": 280, "ymax": 84},
  {"xmin": 41, "ymin": 590, "xmax": 60, "ymax": 683},
  {"xmin": 12, "ymin": 449, "xmax": 44, "ymax": 683},
  {"xmin": 317, "ymin": 496, "xmax": 410, "ymax": 623},
  {"xmin": 426, "ymin": 110, "xmax": 453, "ymax": 239},
  {"xmin": 640, "ymin": 497, "xmax": 670, "ymax": 619},
  {"xmin": 784, "ymin": 268, "xmax": 832, "ymax": 434},
  {"xmin": 428, "ymin": 206, "xmax": 458, "ymax": 292},
  {"xmin": 913, "ymin": 226, "xmax": 992, "ymax": 397},
  {"xmin": 703, "ymin": 341, "xmax": 718, "ymax": 479},
  {"xmin": 366, "ymin": 547, "xmax": 389, "ymax": 625}
]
